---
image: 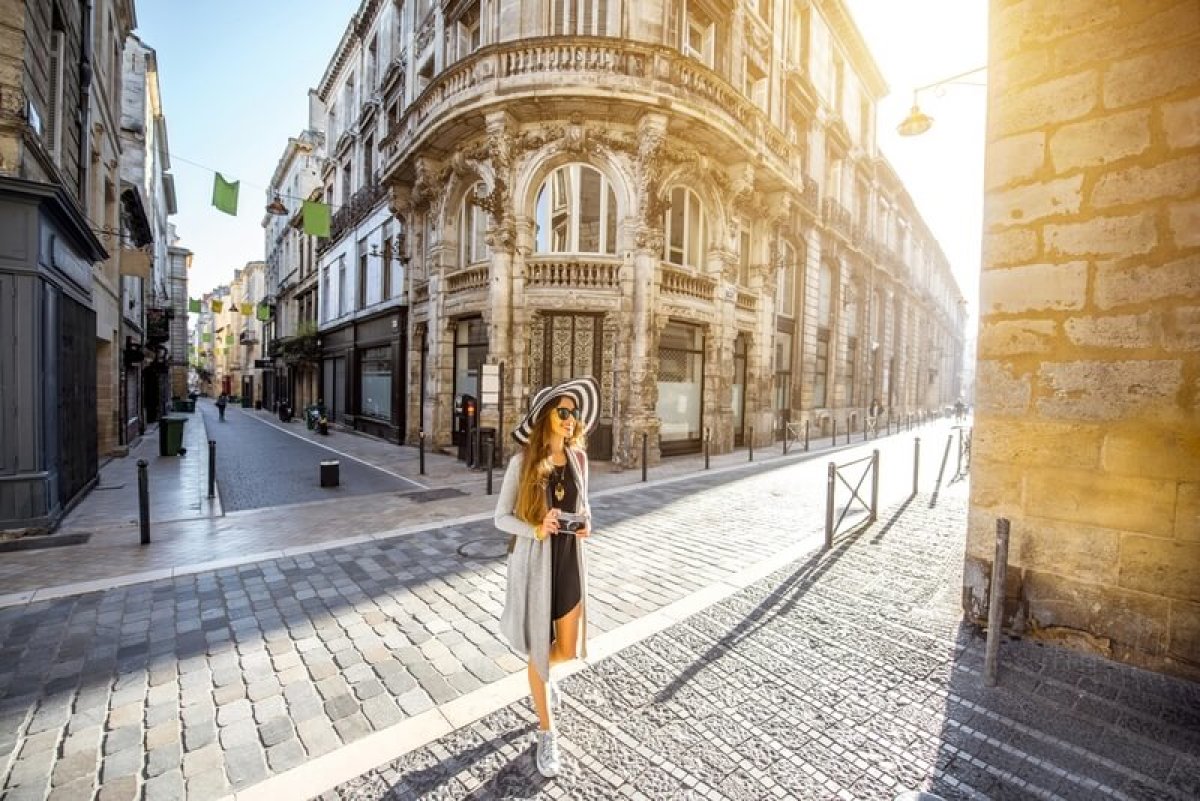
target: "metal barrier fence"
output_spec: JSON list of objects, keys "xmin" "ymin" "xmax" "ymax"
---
[{"xmin": 824, "ymin": 449, "xmax": 880, "ymax": 549}]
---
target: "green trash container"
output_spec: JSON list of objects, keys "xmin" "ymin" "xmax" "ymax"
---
[
  {"xmin": 159, "ymin": 415, "xmax": 188, "ymax": 456},
  {"xmin": 173, "ymin": 399, "xmax": 195, "ymax": 413},
  {"xmin": 241, "ymin": 396, "xmax": 252, "ymax": 408}
]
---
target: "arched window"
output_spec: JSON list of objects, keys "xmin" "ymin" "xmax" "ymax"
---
[
  {"xmin": 664, "ymin": 187, "xmax": 706, "ymax": 268},
  {"xmin": 459, "ymin": 184, "xmax": 490, "ymax": 265},
  {"xmin": 534, "ymin": 164, "xmax": 618, "ymax": 255}
]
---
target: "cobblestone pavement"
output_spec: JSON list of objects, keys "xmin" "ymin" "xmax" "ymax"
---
[
  {"xmin": 0, "ymin": 433, "xmax": 915, "ymax": 801},
  {"xmin": 0, "ymin": 408, "xmax": 950, "ymax": 598},
  {"xmin": 324, "ymin": 488, "xmax": 1200, "ymax": 801}
]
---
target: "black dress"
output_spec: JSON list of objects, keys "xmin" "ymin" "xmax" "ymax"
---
[{"xmin": 547, "ymin": 459, "xmax": 582, "ymax": 642}]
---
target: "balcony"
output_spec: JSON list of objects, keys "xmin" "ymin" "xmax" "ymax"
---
[
  {"xmin": 525, "ymin": 257, "xmax": 621, "ymax": 291},
  {"xmin": 445, "ymin": 265, "xmax": 489, "ymax": 296},
  {"xmin": 798, "ymin": 177, "xmax": 820, "ymax": 215},
  {"xmin": 239, "ymin": 331, "xmax": 258, "ymax": 345},
  {"xmin": 660, "ymin": 265, "xmax": 716, "ymax": 302},
  {"xmin": 325, "ymin": 178, "xmax": 388, "ymax": 247},
  {"xmin": 382, "ymin": 37, "xmax": 793, "ymax": 179},
  {"xmin": 821, "ymin": 198, "xmax": 854, "ymax": 240}
]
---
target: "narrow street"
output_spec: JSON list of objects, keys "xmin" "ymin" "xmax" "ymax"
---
[{"xmin": 198, "ymin": 401, "xmax": 422, "ymax": 512}]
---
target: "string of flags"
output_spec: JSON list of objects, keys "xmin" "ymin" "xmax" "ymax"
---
[
  {"xmin": 187, "ymin": 297, "xmax": 273, "ymax": 320},
  {"xmin": 210, "ymin": 173, "xmax": 331, "ymax": 237}
]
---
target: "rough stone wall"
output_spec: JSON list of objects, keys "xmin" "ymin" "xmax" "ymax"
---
[{"xmin": 969, "ymin": 0, "xmax": 1200, "ymax": 678}]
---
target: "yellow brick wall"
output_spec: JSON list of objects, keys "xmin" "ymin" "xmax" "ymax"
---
[{"xmin": 969, "ymin": 0, "xmax": 1200, "ymax": 679}]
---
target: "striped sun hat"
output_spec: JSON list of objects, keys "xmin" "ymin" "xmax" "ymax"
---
[{"xmin": 511, "ymin": 376, "xmax": 601, "ymax": 446}]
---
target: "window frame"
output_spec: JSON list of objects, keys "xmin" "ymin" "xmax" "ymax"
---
[
  {"xmin": 534, "ymin": 164, "xmax": 618, "ymax": 256},
  {"xmin": 664, "ymin": 187, "xmax": 707, "ymax": 269}
]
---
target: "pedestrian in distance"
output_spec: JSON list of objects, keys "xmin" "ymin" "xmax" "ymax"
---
[
  {"xmin": 494, "ymin": 376, "xmax": 599, "ymax": 779},
  {"xmin": 216, "ymin": 393, "xmax": 227, "ymax": 421}
]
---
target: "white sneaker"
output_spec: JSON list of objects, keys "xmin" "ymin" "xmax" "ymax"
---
[
  {"xmin": 535, "ymin": 729, "xmax": 562, "ymax": 778},
  {"xmin": 547, "ymin": 678, "xmax": 561, "ymax": 711}
]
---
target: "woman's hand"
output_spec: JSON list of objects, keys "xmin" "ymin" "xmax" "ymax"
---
[
  {"xmin": 538, "ymin": 508, "xmax": 560, "ymax": 539},
  {"xmin": 574, "ymin": 525, "xmax": 591, "ymax": 539}
]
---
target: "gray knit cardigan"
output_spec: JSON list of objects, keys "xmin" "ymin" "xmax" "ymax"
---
[{"xmin": 494, "ymin": 447, "xmax": 591, "ymax": 682}]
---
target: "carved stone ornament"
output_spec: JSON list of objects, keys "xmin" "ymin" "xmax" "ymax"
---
[{"xmin": 412, "ymin": 157, "xmax": 449, "ymax": 212}]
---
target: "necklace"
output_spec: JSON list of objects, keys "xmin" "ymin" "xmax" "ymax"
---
[{"xmin": 552, "ymin": 463, "xmax": 566, "ymax": 503}]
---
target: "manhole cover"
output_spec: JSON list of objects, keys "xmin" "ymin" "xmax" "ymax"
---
[
  {"xmin": 0, "ymin": 532, "xmax": 92, "ymax": 553},
  {"xmin": 403, "ymin": 488, "xmax": 468, "ymax": 503},
  {"xmin": 457, "ymin": 538, "xmax": 508, "ymax": 560}
]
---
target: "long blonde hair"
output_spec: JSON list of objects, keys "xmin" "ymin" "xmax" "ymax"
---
[{"xmin": 514, "ymin": 396, "xmax": 587, "ymax": 525}]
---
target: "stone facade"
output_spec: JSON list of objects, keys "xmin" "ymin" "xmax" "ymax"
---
[
  {"xmin": 1, "ymin": 0, "xmax": 108, "ymax": 529},
  {"xmin": 263, "ymin": 120, "xmax": 324, "ymax": 416},
  {"xmin": 296, "ymin": 0, "xmax": 967, "ymax": 463},
  {"xmin": 969, "ymin": 0, "xmax": 1200, "ymax": 678}
]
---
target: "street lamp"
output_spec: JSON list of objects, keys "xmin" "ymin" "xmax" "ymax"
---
[
  {"xmin": 265, "ymin": 194, "xmax": 289, "ymax": 216},
  {"xmin": 897, "ymin": 66, "xmax": 987, "ymax": 136}
]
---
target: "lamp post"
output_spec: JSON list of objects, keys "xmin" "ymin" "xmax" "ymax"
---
[{"xmin": 897, "ymin": 66, "xmax": 987, "ymax": 137}]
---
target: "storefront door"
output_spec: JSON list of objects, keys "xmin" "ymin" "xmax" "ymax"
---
[{"xmin": 656, "ymin": 321, "xmax": 704, "ymax": 456}]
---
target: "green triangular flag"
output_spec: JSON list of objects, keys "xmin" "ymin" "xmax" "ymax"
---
[
  {"xmin": 212, "ymin": 173, "xmax": 239, "ymax": 216},
  {"xmin": 303, "ymin": 200, "xmax": 331, "ymax": 237},
  {"xmin": 225, "ymin": 334, "xmax": 234, "ymax": 346},
  {"xmin": 188, "ymin": 298, "xmax": 201, "ymax": 313},
  {"xmin": 201, "ymin": 332, "xmax": 212, "ymax": 343},
  {"xmin": 257, "ymin": 303, "xmax": 271, "ymax": 322}
]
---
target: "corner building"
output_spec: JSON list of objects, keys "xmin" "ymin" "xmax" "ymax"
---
[{"xmin": 352, "ymin": 0, "xmax": 966, "ymax": 462}]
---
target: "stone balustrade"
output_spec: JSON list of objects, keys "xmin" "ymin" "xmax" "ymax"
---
[
  {"xmin": 525, "ymin": 257, "xmax": 621, "ymax": 290},
  {"xmin": 660, "ymin": 265, "xmax": 716, "ymax": 301},
  {"xmin": 383, "ymin": 37, "xmax": 792, "ymax": 175},
  {"xmin": 444, "ymin": 266, "xmax": 488, "ymax": 295}
]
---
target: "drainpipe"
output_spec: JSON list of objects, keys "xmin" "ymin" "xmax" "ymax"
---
[{"xmin": 78, "ymin": 1, "xmax": 94, "ymax": 204}]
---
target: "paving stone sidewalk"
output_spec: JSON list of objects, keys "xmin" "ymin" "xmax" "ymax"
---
[
  {"xmin": 0, "ymin": 443, "xmax": 872, "ymax": 801},
  {"xmin": 325, "ymin": 490, "xmax": 1200, "ymax": 801}
]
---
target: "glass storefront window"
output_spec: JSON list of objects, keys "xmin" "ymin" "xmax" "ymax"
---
[
  {"xmin": 359, "ymin": 347, "xmax": 392, "ymax": 420},
  {"xmin": 454, "ymin": 318, "xmax": 488, "ymax": 402},
  {"xmin": 656, "ymin": 322, "xmax": 703, "ymax": 444}
]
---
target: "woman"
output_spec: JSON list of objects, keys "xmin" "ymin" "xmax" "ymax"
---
[{"xmin": 495, "ymin": 376, "xmax": 599, "ymax": 778}]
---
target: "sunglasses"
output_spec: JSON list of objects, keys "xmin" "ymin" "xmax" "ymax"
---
[{"xmin": 553, "ymin": 407, "xmax": 581, "ymax": 421}]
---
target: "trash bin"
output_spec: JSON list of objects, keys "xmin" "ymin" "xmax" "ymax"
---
[
  {"xmin": 477, "ymin": 427, "xmax": 498, "ymax": 467},
  {"xmin": 320, "ymin": 460, "xmax": 340, "ymax": 487},
  {"xmin": 159, "ymin": 415, "xmax": 188, "ymax": 456},
  {"xmin": 241, "ymin": 396, "xmax": 252, "ymax": 409},
  {"xmin": 173, "ymin": 399, "xmax": 195, "ymax": 413}
]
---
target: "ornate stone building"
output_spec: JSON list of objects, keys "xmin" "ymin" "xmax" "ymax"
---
[
  {"xmin": 969, "ymin": 0, "xmax": 1199, "ymax": 678},
  {"xmin": 319, "ymin": 0, "xmax": 966, "ymax": 463}
]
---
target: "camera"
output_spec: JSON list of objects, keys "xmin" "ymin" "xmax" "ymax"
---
[{"xmin": 557, "ymin": 512, "xmax": 586, "ymax": 533}]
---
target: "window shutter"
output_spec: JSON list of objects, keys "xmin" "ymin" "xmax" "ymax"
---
[{"xmin": 47, "ymin": 31, "xmax": 65, "ymax": 163}]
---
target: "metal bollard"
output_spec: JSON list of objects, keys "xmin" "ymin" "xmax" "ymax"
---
[
  {"xmin": 984, "ymin": 518, "xmax": 1011, "ymax": 687},
  {"xmin": 824, "ymin": 461, "xmax": 835, "ymax": 550},
  {"xmin": 748, "ymin": 427, "xmax": 754, "ymax": 461},
  {"xmin": 207, "ymin": 440, "xmax": 216, "ymax": 499},
  {"xmin": 704, "ymin": 428, "xmax": 710, "ymax": 469},
  {"xmin": 956, "ymin": 427, "xmax": 964, "ymax": 477},
  {"xmin": 804, "ymin": 419, "xmax": 810, "ymax": 451},
  {"xmin": 870, "ymin": 449, "xmax": 880, "ymax": 523},
  {"xmin": 783, "ymin": 423, "xmax": 789, "ymax": 455},
  {"xmin": 419, "ymin": 430, "xmax": 426, "ymax": 476},
  {"xmin": 832, "ymin": 418, "xmax": 837, "ymax": 447},
  {"xmin": 484, "ymin": 439, "xmax": 494, "ymax": 495},
  {"xmin": 137, "ymin": 459, "xmax": 150, "ymax": 545},
  {"xmin": 912, "ymin": 437, "xmax": 921, "ymax": 498},
  {"xmin": 641, "ymin": 432, "xmax": 648, "ymax": 482}
]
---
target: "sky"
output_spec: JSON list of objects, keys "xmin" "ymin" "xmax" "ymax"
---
[{"xmin": 136, "ymin": 0, "xmax": 987, "ymax": 318}]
